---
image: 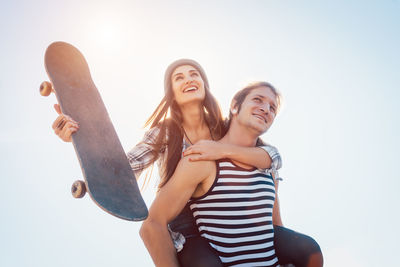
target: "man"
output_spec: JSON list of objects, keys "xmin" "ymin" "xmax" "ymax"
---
[{"xmin": 140, "ymin": 82, "xmax": 282, "ymax": 267}]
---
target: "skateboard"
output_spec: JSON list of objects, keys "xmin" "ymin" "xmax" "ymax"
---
[{"xmin": 40, "ymin": 41, "xmax": 148, "ymax": 221}]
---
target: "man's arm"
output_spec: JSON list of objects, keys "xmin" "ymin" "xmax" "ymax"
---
[
  {"xmin": 273, "ymin": 193, "xmax": 283, "ymax": 226},
  {"xmin": 272, "ymin": 174, "xmax": 283, "ymax": 226},
  {"xmin": 139, "ymin": 157, "xmax": 213, "ymax": 267}
]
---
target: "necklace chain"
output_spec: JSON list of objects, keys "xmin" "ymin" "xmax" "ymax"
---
[
  {"xmin": 182, "ymin": 127, "xmax": 194, "ymax": 145},
  {"xmin": 182, "ymin": 126, "xmax": 214, "ymax": 145}
]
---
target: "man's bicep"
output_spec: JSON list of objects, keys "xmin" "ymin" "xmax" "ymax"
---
[{"xmin": 147, "ymin": 158, "xmax": 203, "ymax": 224}]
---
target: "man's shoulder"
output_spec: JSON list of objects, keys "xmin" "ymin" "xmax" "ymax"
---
[
  {"xmin": 178, "ymin": 157, "xmax": 215, "ymax": 171},
  {"xmin": 176, "ymin": 157, "xmax": 215, "ymax": 182}
]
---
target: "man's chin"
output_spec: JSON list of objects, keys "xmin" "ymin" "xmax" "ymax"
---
[{"xmin": 249, "ymin": 124, "xmax": 269, "ymax": 136}]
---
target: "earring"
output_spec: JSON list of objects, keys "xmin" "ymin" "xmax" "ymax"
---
[{"xmin": 232, "ymin": 108, "xmax": 238, "ymax": 114}]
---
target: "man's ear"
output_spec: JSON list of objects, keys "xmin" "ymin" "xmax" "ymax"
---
[{"xmin": 230, "ymin": 100, "xmax": 238, "ymax": 115}]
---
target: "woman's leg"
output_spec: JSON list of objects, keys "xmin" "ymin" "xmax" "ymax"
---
[
  {"xmin": 274, "ymin": 225, "xmax": 323, "ymax": 267},
  {"xmin": 177, "ymin": 236, "xmax": 223, "ymax": 267}
]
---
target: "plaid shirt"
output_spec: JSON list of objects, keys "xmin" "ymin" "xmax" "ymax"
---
[{"xmin": 126, "ymin": 126, "xmax": 282, "ymax": 179}]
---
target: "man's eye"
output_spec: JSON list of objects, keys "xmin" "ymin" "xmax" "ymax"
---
[{"xmin": 253, "ymin": 97, "xmax": 262, "ymax": 102}]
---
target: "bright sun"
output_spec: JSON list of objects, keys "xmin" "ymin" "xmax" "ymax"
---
[{"xmin": 86, "ymin": 19, "xmax": 124, "ymax": 52}]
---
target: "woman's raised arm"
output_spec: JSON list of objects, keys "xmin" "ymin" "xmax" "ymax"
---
[{"xmin": 183, "ymin": 140, "xmax": 282, "ymax": 170}]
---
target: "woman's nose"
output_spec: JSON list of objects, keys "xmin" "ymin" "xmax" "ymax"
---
[{"xmin": 185, "ymin": 76, "xmax": 194, "ymax": 83}]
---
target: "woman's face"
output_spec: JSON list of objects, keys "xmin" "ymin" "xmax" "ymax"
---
[{"xmin": 171, "ymin": 65, "xmax": 205, "ymax": 106}]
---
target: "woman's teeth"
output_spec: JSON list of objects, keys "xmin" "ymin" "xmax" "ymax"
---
[{"xmin": 184, "ymin": 87, "xmax": 197, "ymax": 92}]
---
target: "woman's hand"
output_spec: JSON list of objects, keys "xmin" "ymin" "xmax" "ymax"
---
[
  {"xmin": 52, "ymin": 104, "xmax": 79, "ymax": 142},
  {"xmin": 183, "ymin": 140, "xmax": 227, "ymax": 161},
  {"xmin": 184, "ymin": 140, "xmax": 274, "ymax": 169}
]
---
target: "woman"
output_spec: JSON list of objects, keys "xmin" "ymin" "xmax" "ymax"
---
[{"xmin": 52, "ymin": 59, "xmax": 322, "ymax": 266}]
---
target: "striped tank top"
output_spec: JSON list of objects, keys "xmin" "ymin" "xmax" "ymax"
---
[{"xmin": 189, "ymin": 159, "xmax": 279, "ymax": 267}]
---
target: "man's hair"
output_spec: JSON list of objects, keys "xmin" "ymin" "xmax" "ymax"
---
[{"xmin": 228, "ymin": 81, "xmax": 281, "ymax": 122}]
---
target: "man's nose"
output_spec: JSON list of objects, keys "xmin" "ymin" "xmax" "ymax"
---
[{"xmin": 260, "ymin": 103, "xmax": 270, "ymax": 113}]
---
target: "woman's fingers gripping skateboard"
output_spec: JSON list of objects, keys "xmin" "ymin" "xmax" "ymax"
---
[{"xmin": 52, "ymin": 104, "xmax": 79, "ymax": 142}]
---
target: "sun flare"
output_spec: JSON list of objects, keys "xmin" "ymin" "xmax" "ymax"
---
[{"xmin": 86, "ymin": 19, "xmax": 125, "ymax": 52}]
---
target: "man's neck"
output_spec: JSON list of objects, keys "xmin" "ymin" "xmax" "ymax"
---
[{"xmin": 219, "ymin": 120, "xmax": 259, "ymax": 147}]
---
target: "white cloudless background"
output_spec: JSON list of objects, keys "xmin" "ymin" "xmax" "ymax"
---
[{"xmin": 1, "ymin": 1, "xmax": 399, "ymax": 266}]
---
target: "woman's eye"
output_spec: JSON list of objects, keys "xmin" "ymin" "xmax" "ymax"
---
[
  {"xmin": 191, "ymin": 72, "xmax": 199, "ymax": 77},
  {"xmin": 175, "ymin": 76, "xmax": 183, "ymax": 81}
]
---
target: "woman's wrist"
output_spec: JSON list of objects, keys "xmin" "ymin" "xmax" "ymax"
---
[{"xmin": 221, "ymin": 143, "xmax": 233, "ymax": 159}]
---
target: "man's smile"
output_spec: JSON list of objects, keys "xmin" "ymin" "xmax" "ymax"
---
[{"xmin": 253, "ymin": 113, "xmax": 267, "ymax": 123}]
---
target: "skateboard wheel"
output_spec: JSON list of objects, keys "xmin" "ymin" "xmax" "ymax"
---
[
  {"xmin": 71, "ymin": 180, "xmax": 87, "ymax": 198},
  {"xmin": 40, "ymin": 81, "xmax": 53, "ymax": 96}
]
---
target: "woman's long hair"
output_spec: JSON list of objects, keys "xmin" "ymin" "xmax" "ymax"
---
[{"xmin": 144, "ymin": 59, "xmax": 225, "ymax": 189}]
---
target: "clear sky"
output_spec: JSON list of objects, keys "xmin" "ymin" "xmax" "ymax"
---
[{"xmin": 1, "ymin": 0, "xmax": 399, "ymax": 266}]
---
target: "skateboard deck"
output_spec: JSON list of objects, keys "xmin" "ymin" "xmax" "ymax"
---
[{"xmin": 41, "ymin": 41, "xmax": 148, "ymax": 221}]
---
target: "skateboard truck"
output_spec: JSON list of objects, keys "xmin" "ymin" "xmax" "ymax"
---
[
  {"xmin": 40, "ymin": 81, "xmax": 86, "ymax": 199},
  {"xmin": 40, "ymin": 81, "xmax": 87, "ymax": 199}
]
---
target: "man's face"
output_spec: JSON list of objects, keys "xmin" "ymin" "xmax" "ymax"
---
[{"xmin": 234, "ymin": 86, "xmax": 278, "ymax": 135}]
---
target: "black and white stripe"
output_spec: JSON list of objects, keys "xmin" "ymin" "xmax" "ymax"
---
[{"xmin": 189, "ymin": 159, "xmax": 279, "ymax": 267}]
